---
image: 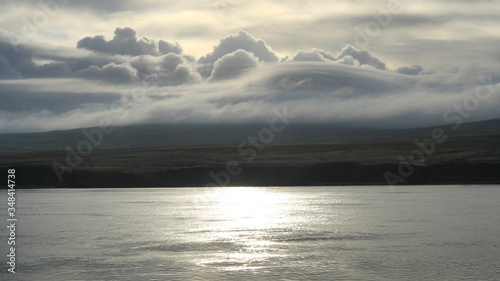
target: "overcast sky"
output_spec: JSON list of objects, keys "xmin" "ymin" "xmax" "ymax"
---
[{"xmin": 0, "ymin": 0, "xmax": 499, "ymax": 133}]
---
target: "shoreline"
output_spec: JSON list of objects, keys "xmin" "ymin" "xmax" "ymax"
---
[
  {"xmin": 7, "ymin": 182, "xmax": 500, "ymax": 189},
  {"xmin": 2, "ymin": 127, "xmax": 500, "ymax": 189},
  {"xmin": 3, "ymin": 162, "xmax": 500, "ymax": 189}
]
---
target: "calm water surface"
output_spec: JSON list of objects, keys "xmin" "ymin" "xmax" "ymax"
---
[{"xmin": 1, "ymin": 185, "xmax": 499, "ymax": 280}]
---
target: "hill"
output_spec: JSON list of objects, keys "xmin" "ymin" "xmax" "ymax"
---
[
  {"xmin": 1, "ymin": 118, "xmax": 500, "ymax": 154},
  {"xmin": 1, "ymin": 119, "xmax": 500, "ymax": 188}
]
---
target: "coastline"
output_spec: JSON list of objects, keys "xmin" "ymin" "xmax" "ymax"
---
[
  {"xmin": 3, "ymin": 161, "xmax": 500, "ymax": 189},
  {"xmin": 2, "ymin": 124, "xmax": 500, "ymax": 189}
]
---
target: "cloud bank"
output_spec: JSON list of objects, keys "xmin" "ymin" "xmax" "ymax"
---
[
  {"xmin": 1, "ymin": 27, "xmax": 499, "ymax": 133},
  {"xmin": 77, "ymin": 27, "xmax": 183, "ymax": 56}
]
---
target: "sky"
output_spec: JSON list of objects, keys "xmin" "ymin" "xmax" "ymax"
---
[{"xmin": 0, "ymin": 0, "xmax": 499, "ymax": 133}]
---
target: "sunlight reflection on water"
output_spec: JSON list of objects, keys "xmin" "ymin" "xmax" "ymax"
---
[
  {"xmin": 195, "ymin": 187, "xmax": 292, "ymax": 272},
  {"xmin": 3, "ymin": 186, "xmax": 500, "ymax": 280}
]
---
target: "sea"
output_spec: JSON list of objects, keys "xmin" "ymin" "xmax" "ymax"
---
[{"xmin": 1, "ymin": 185, "xmax": 499, "ymax": 280}]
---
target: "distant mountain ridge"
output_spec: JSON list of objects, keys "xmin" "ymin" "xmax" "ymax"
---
[{"xmin": 1, "ymin": 118, "xmax": 500, "ymax": 154}]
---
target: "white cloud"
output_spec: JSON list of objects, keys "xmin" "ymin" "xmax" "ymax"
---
[
  {"xmin": 1, "ymin": 60, "xmax": 499, "ymax": 133},
  {"xmin": 208, "ymin": 49, "xmax": 260, "ymax": 81},
  {"xmin": 336, "ymin": 45, "xmax": 386, "ymax": 70},
  {"xmin": 77, "ymin": 27, "xmax": 182, "ymax": 56},
  {"xmin": 75, "ymin": 62, "xmax": 139, "ymax": 84},
  {"xmin": 285, "ymin": 49, "xmax": 336, "ymax": 62},
  {"xmin": 198, "ymin": 30, "xmax": 279, "ymax": 77},
  {"xmin": 1, "ymin": 0, "xmax": 500, "ymax": 134}
]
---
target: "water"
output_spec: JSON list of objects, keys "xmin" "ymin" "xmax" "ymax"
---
[{"xmin": 1, "ymin": 185, "xmax": 499, "ymax": 280}]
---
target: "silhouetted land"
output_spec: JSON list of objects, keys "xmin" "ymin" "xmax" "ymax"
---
[{"xmin": 1, "ymin": 119, "xmax": 500, "ymax": 188}]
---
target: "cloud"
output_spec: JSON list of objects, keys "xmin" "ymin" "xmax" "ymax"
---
[
  {"xmin": 285, "ymin": 48, "xmax": 336, "ymax": 62},
  {"xmin": 396, "ymin": 65, "xmax": 423, "ymax": 75},
  {"xmin": 0, "ymin": 29, "xmax": 431, "ymax": 87},
  {"xmin": 283, "ymin": 46, "xmax": 386, "ymax": 70},
  {"xmin": 0, "ymin": 37, "xmax": 78, "ymax": 79},
  {"xmin": 1, "ymin": 27, "xmax": 500, "ymax": 134},
  {"xmin": 228, "ymin": 62, "xmax": 411, "ymax": 100},
  {"xmin": 336, "ymin": 45, "xmax": 386, "ymax": 70},
  {"xmin": 0, "ymin": 39, "xmax": 36, "ymax": 78},
  {"xmin": 77, "ymin": 27, "xmax": 182, "ymax": 56},
  {"xmin": 0, "ymin": 55, "xmax": 22, "ymax": 79},
  {"xmin": 158, "ymin": 40, "xmax": 183, "ymax": 56},
  {"xmin": 75, "ymin": 62, "xmax": 139, "ymax": 84},
  {"xmin": 335, "ymin": 55, "xmax": 360, "ymax": 67},
  {"xmin": 147, "ymin": 53, "xmax": 202, "ymax": 86},
  {"xmin": 64, "ymin": 0, "xmax": 141, "ymax": 13},
  {"xmin": 2, "ymin": 0, "xmax": 500, "ymax": 70},
  {"xmin": 0, "ymin": 86, "xmax": 120, "ymax": 113},
  {"xmin": 4, "ymin": 60, "xmax": 500, "ymax": 134},
  {"xmin": 126, "ymin": 53, "xmax": 201, "ymax": 85},
  {"xmin": 0, "ymin": 29, "xmax": 194, "ymax": 84},
  {"xmin": 198, "ymin": 30, "xmax": 279, "ymax": 77},
  {"xmin": 208, "ymin": 50, "xmax": 260, "ymax": 81},
  {"xmin": 45, "ymin": 50, "xmax": 123, "ymax": 73}
]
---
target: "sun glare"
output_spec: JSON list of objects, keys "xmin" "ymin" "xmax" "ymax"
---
[
  {"xmin": 194, "ymin": 187, "xmax": 289, "ymax": 271},
  {"xmin": 210, "ymin": 187, "xmax": 284, "ymax": 227}
]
